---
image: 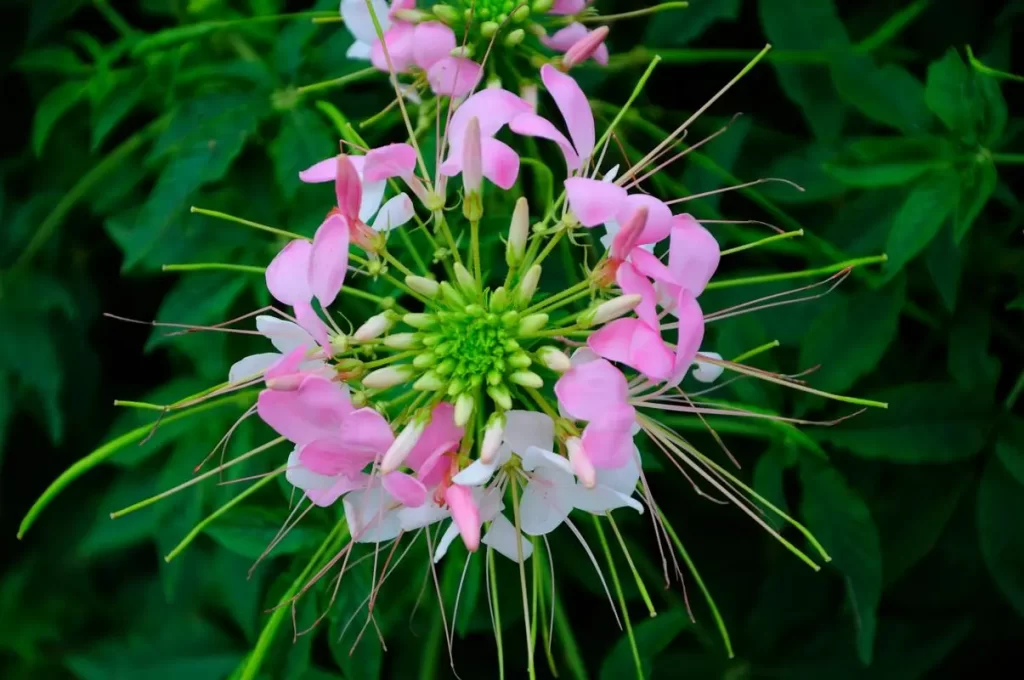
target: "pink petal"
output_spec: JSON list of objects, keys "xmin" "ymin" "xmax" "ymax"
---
[
  {"xmin": 588, "ymin": 318, "xmax": 674, "ymax": 380},
  {"xmin": 554, "ymin": 357, "xmax": 630, "ymax": 421},
  {"xmin": 412, "ymin": 21, "xmax": 456, "ymax": 70},
  {"xmin": 594, "ymin": 42, "xmax": 610, "ymax": 66},
  {"xmin": 509, "ymin": 112, "xmax": 580, "ymax": 170},
  {"xmin": 540, "ymin": 64, "xmax": 594, "ymax": 161},
  {"xmin": 449, "ymin": 88, "xmax": 533, "ymax": 147},
  {"xmin": 370, "ymin": 22, "xmax": 415, "ymax": 73},
  {"xmin": 335, "ymin": 156, "xmax": 363, "ymax": 221},
  {"xmin": 564, "ymin": 177, "xmax": 627, "ymax": 227},
  {"xmin": 427, "ymin": 56, "xmax": 482, "ymax": 97},
  {"xmin": 540, "ymin": 23, "xmax": 588, "ymax": 52},
  {"xmin": 581, "ymin": 406, "xmax": 636, "ymax": 469},
  {"xmin": 266, "ymin": 239, "xmax": 312, "ymax": 306},
  {"xmin": 618, "ymin": 194, "xmax": 673, "ymax": 245},
  {"xmin": 550, "ymin": 0, "xmax": 587, "ymax": 15},
  {"xmin": 293, "ymin": 302, "xmax": 332, "ymax": 352},
  {"xmin": 265, "ymin": 345, "xmax": 307, "ymax": 383},
  {"xmin": 405, "ymin": 403, "xmax": 464, "ymax": 481},
  {"xmin": 672, "ymin": 291, "xmax": 705, "ymax": 377},
  {"xmin": 306, "ymin": 474, "xmax": 370, "ymax": 508},
  {"xmin": 257, "ymin": 376, "xmax": 353, "ymax": 445},
  {"xmin": 299, "ymin": 437, "xmax": 361, "ymax": 476},
  {"xmin": 668, "ymin": 214, "xmax": 721, "ymax": 296},
  {"xmin": 616, "ymin": 262, "xmax": 658, "ymax": 328},
  {"xmin": 444, "ymin": 484, "xmax": 481, "ymax": 552},
  {"xmin": 336, "ymin": 407, "xmax": 396, "ymax": 459},
  {"xmin": 610, "ymin": 206, "xmax": 648, "ymax": 261},
  {"xmin": 382, "ymin": 471, "xmax": 428, "ymax": 507},
  {"xmin": 481, "ymin": 138, "xmax": 520, "ymax": 190},
  {"xmin": 363, "ymin": 143, "xmax": 417, "ymax": 182},
  {"xmin": 309, "ymin": 214, "xmax": 350, "ymax": 307},
  {"xmin": 299, "ymin": 156, "xmax": 337, "ymax": 183},
  {"xmin": 629, "ymin": 247, "xmax": 674, "ymax": 286}
]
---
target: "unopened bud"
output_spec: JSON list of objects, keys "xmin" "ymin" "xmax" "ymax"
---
[
  {"xmin": 537, "ymin": 346, "xmax": 571, "ymax": 372},
  {"xmin": 329, "ymin": 333, "xmax": 349, "ymax": 354},
  {"xmin": 454, "ymin": 262, "xmax": 477, "ymax": 293},
  {"xmin": 406, "ymin": 275, "xmax": 439, "ymax": 298},
  {"xmin": 531, "ymin": 0, "xmax": 553, "ymax": 13},
  {"xmin": 450, "ymin": 45, "xmax": 475, "ymax": 59},
  {"xmin": 354, "ymin": 312, "xmax": 396, "ymax": 342},
  {"xmin": 511, "ymin": 5, "xmax": 530, "ymax": 21},
  {"xmin": 384, "ymin": 332, "xmax": 421, "ymax": 350},
  {"xmin": 414, "ymin": 371, "xmax": 446, "ymax": 391},
  {"xmin": 567, "ymin": 437, "xmax": 596, "ymax": 488},
  {"xmin": 363, "ymin": 364, "xmax": 417, "ymax": 390},
  {"xmin": 504, "ymin": 29, "xmax": 525, "ymax": 47},
  {"xmin": 520, "ymin": 83, "xmax": 538, "ymax": 110},
  {"xmin": 516, "ymin": 264, "xmax": 541, "ymax": 306},
  {"xmin": 563, "ymin": 26, "xmax": 609, "ymax": 70},
  {"xmin": 432, "ymin": 4, "xmax": 460, "ymax": 24},
  {"xmin": 518, "ymin": 313, "xmax": 548, "ymax": 335},
  {"xmin": 462, "ymin": 117, "xmax": 483, "ymax": 197},
  {"xmin": 404, "ymin": 313, "xmax": 437, "ymax": 329},
  {"xmin": 381, "ymin": 417, "xmax": 427, "ymax": 473},
  {"xmin": 413, "ymin": 352, "xmax": 437, "ymax": 369},
  {"xmin": 480, "ymin": 413, "xmax": 506, "ymax": 463},
  {"xmin": 506, "ymin": 197, "xmax": 529, "ymax": 267},
  {"xmin": 480, "ymin": 20, "xmax": 499, "ymax": 38},
  {"xmin": 487, "ymin": 384, "xmax": 513, "ymax": 410},
  {"xmin": 439, "ymin": 281, "xmax": 466, "ymax": 307},
  {"xmin": 508, "ymin": 352, "xmax": 532, "ymax": 370},
  {"xmin": 393, "ymin": 8, "xmax": 431, "ymax": 22},
  {"xmin": 582, "ymin": 294, "xmax": 642, "ymax": 327},
  {"xmin": 490, "ymin": 286, "xmax": 510, "ymax": 311},
  {"xmin": 510, "ymin": 371, "xmax": 543, "ymax": 388},
  {"xmin": 455, "ymin": 393, "xmax": 475, "ymax": 427},
  {"xmin": 692, "ymin": 352, "xmax": 725, "ymax": 383}
]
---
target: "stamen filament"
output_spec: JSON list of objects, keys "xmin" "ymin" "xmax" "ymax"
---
[
  {"xmin": 162, "ymin": 262, "xmax": 266, "ymax": 274},
  {"xmin": 296, "ymin": 66, "xmax": 378, "ymax": 96},
  {"xmin": 720, "ymin": 229, "xmax": 804, "ymax": 256},
  {"xmin": 606, "ymin": 512, "xmax": 657, "ymax": 618},
  {"xmin": 593, "ymin": 516, "xmax": 643, "ymax": 680},
  {"xmin": 705, "ymin": 255, "xmax": 888, "ymax": 290},
  {"xmin": 190, "ymin": 206, "xmax": 305, "ymax": 241}
]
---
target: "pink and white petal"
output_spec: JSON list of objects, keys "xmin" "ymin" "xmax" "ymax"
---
[
  {"xmin": 554, "ymin": 356, "xmax": 630, "ymax": 421},
  {"xmin": 509, "ymin": 112, "xmax": 580, "ymax": 170},
  {"xmin": 501, "ymin": 411, "xmax": 555, "ymax": 458},
  {"xmin": 615, "ymin": 262, "xmax": 658, "ymax": 328},
  {"xmin": 370, "ymin": 22, "xmax": 416, "ymax": 73},
  {"xmin": 370, "ymin": 193, "xmax": 415, "ymax": 232},
  {"xmin": 594, "ymin": 444, "xmax": 641, "ymax": 494},
  {"xmin": 363, "ymin": 143, "xmax": 418, "ymax": 182},
  {"xmin": 256, "ymin": 315, "xmax": 314, "ymax": 354},
  {"xmin": 309, "ymin": 214, "xmax": 350, "ymax": 308},
  {"xmin": 359, "ymin": 179, "xmax": 387, "ymax": 224},
  {"xmin": 668, "ymin": 214, "xmax": 721, "ymax": 296},
  {"xmin": 618, "ymin": 194, "xmax": 673, "ymax": 245},
  {"xmin": 266, "ymin": 239, "xmax": 313, "ymax": 306},
  {"xmin": 587, "ymin": 317, "xmax": 642, "ymax": 367},
  {"xmin": 412, "ymin": 21, "xmax": 456, "ymax": 70},
  {"xmin": 334, "ymin": 157, "xmax": 363, "ymax": 222},
  {"xmin": 256, "ymin": 375, "xmax": 353, "ymax": 445},
  {"xmin": 306, "ymin": 473, "xmax": 369, "ymax": 508},
  {"xmin": 540, "ymin": 22, "xmax": 588, "ymax": 52},
  {"xmin": 427, "ymin": 56, "xmax": 483, "ymax": 97},
  {"xmin": 629, "ymin": 248, "xmax": 674, "ymax": 289},
  {"xmin": 265, "ymin": 345, "xmax": 308, "ymax": 382},
  {"xmin": 451, "ymin": 457, "xmax": 500, "ymax": 487},
  {"xmin": 398, "ymin": 500, "xmax": 450, "ymax": 531},
  {"xmin": 404, "ymin": 403, "xmax": 464, "ymax": 474},
  {"xmin": 692, "ymin": 351, "xmax": 724, "ymax": 383},
  {"xmin": 286, "ymin": 449, "xmax": 336, "ymax": 491},
  {"xmin": 628, "ymin": 323, "xmax": 675, "ymax": 380},
  {"xmin": 565, "ymin": 177, "xmax": 627, "ymax": 227},
  {"xmin": 518, "ymin": 463, "xmax": 574, "ymax": 536},
  {"xmin": 482, "ymin": 514, "xmax": 534, "ymax": 562},
  {"xmin": 382, "ymin": 471, "xmax": 427, "ymax": 507},
  {"xmin": 229, "ymin": 352, "xmax": 280, "ymax": 383},
  {"xmin": 299, "ymin": 155, "xmax": 337, "ymax": 183},
  {"xmin": 448, "ymin": 89, "xmax": 533, "ymax": 149},
  {"xmin": 581, "ymin": 406, "xmax": 636, "ymax": 468},
  {"xmin": 438, "ymin": 155, "xmax": 463, "ymax": 178},
  {"xmin": 344, "ymin": 487, "xmax": 403, "ymax": 541},
  {"xmin": 480, "ymin": 138, "xmax": 520, "ymax": 190},
  {"xmin": 340, "ymin": 0, "xmax": 392, "ymax": 45},
  {"xmin": 445, "ymin": 484, "xmax": 481, "ymax": 551},
  {"xmin": 549, "ymin": 0, "xmax": 587, "ymax": 16},
  {"xmin": 572, "ymin": 485, "xmax": 642, "ymax": 514},
  {"xmin": 540, "ymin": 64, "xmax": 595, "ymax": 162},
  {"xmin": 593, "ymin": 41, "xmax": 609, "ymax": 66},
  {"xmin": 521, "ymin": 446, "xmax": 574, "ymax": 475},
  {"xmin": 298, "ymin": 437, "xmax": 353, "ymax": 476},
  {"xmin": 432, "ymin": 521, "xmax": 462, "ymax": 563},
  {"xmin": 336, "ymin": 407, "xmax": 396, "ymax": 458},
  {"xmin": 292, "ymin": 302, "xmax": 332, "ymax": 353}
]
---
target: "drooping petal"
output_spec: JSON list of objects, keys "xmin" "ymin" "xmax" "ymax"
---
[
  {"xmin": 509, "ymin": 112, "xmax": 580, "ymax": 170},
  {"xmin": 427, "ymin": 56, "xmax": 483, "ymax": 97},
  {"xmin": 581, "ymin": 406, "xmax": 636, "ymax": 468},
  {"xmin": 335, "ymin": 407, "xmax": 396, "ymax": 459},
  {"xmin": 629, "ymin": 248, "xmax": 674, "ymax": 289},
  {"xmin": 382, "ymin": 471, "xmax": 427, "ymax": 507},
  {"xmin": 309, "ymin": 214, "xmax": 350, "ymax": 307},
  {"xmin": 554, "ymin": 357, "xmax": 630, "ymax": 421},
  {"xmin": 256, "ymin": 376, "xmax": 353, "ymax": 445},
  {"xmin": 306, "ymin": 474, "xmax": 370, "ymax": 508},
  {"xmin": 340, "ymin": 0, "xmax": 391, "ymax": 45},
  {"xmin": 433, "ymin": 521, "xmax": 462, "ymax": 562},
  {"xmin": 412, "ymin": 21, "xmax": 456, "ymax": 70},
  {"xmin": 565, "ymin": 177, "xmax": 627, "ymax": 227},
  {"xmin": 398, "ymin": 500, "xmax": 450, "ymax": 531},
  {"xmin": 370, "ymin": 22, "xmax": 416, "ymax": 73},
  {"xmin": 672, "ymin": 291, "xmax": 705, "ymax": 379},
  {"xmin": 668, "ymin": 214, "xmax": 721, "ymax": 296},
  {"xmin": 292, "ymin": 302, "xmax": 332, "ymax": 352},
  {"xmin": 266, "ymin": 239, "xmax": 313, "ymax": 306},
  {"xmin": 285, "ymin": 449, "xmax": 336, "ymax": 491},
  {"xmin": 693, "ymin": 351, "xmax": 724, "ymax": 383},
  {"xmin": 299, "ymin": 156, "xmax": 337, "ymax": 183},
  {"xmin": 572, "ymin": 484, "xmax": 642, "ymax": 514},
  {"xmin": 404, "ymin": 403, "xmax": 464, "ymax": 481},
  {"xmin": 359, "ymin": 179, "xmax": 387, "ymax": 224},
  {"xmin": 618, "ymin": 194, "xmax": 673, "ymax": 245},
  {"xmin": 519, "ymin": 447, "xmax": 574, "ymax": 536},
  {"xmin": 256, "ymin": 316, "xmax": 315, "ymax": 354},
  {"xmin": 344, "ymin": 487, "xmax": 403, "ymax": 542},
  {"xmin": 229, "ymin": 353, "xmax": 281, "ymax": 383},
  {"xmin": 448, "ymin": 88, "xmax": 533, "ymax": 148},
  {"xmin": 265, "ymin": 345, "xmax": 309, "ymax": 385},
  {"xmin": 452, "ymin": 455, "xmax": 504, "ymax": 487},
  {"xmin": 482, "ymin": 514, "xmax": 534, "ymax": 562},
  {"xmin": 595, "ymin": 446, "xmax": 642, "ymax": 495},
  {"xmin": 615, "ymin": 262, "xmax": 658, "ymax": 328},
  {"xmin": 334, "ymin": 156, "xmax": 363, "ymax": 222},
  {"xmin": 371, "ymin": 193, "xmax": 415, "ymax": 232},
  {"xmin": 299, "ymin": 437, "xmax": 361, "ymax": 476},
  {"xmin": 480, "ymin": 138, "xmax": 521, "ymax": 190},
  {"xmin": 521, "ymin": 446, "xmax": 574, "ymax": 475},
  {"xmin": 540, "ymin": 64, "xmax": 595, "ymax": 162},
  {"xmin": 539, "ymin": 22, "xmax": 588, "ymax": 51},
  {"xmin": 445, "ymin": 484, "xmax": 481, "ymax": 551},
  {"xmin": 362, "ymin": 143, "xmax": 417, "ymax": 182}
]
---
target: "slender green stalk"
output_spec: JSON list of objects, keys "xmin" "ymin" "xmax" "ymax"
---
[
  {"xmin": 524, "ymin": 280, "xmax": 591, "ymax": 315},
  {"xmin": 296, "ymin": 66, "xmax": 378, "ymax": 95},
  {"xmin": 395, "ymin": 226, "xmax": 429, "ymax": 274},
  {"xmin": 93, "ymin": 0, "xmax": 134, "ymax": 35},
  {"xmin": 532, "ymin": 289, "xmax": 592, "ymax": 316},
  {"xmin": 594, "ymin": 56, "xmax": 661, "ymax": 152},
  {"xmin": 720, "ymin": 229, "xmax": 804, "ymax": 256},
  {"xmin": 593, "ymin": 516, "xmax": 643, "ymax": 680},
  {"xmin": 131, "ymin": 11, "xmax": 336, "ymax": 56},
  {"xmin": 966, "ymin": 45, "xmax": 1024, "ymax": 82},
  {"xmin": 164, "ymin": 467, "xmax": 284, "ymax": 562},
  {"xmin": 577, "ymin": 2, "xmax": 688, "ymax": 23},
  {"xmin": 488, "ymin": 547, "xmax": 506, "ymax": 680},
  {"xmin": 190, "ymin": 206, "xmax": 305, "ymax": 240},
  {"xmin": 729, "ymin": 340, "xmax": 780, "ymax": 364},
  {"xmin": 237, "ymin": 520, "xmax": 350, "ymax": 680},
  {"xmin": 18, "ymin": 391, "xmax": 251, "ymax": 538},
  {"xmin": 856, "ymin": 0, "xmax": 930, "ymax": 52},
  {"xmin": 992, "ymin": 153, "xmax": 1024, "ymax": 165},
  {"xmin": 511, "ymin": 480, "xmax": 536, "ymax": 680},
  {"xmin": 705, "ymin": 254, "xmax": 888, "ymax": 290},
  {"xmin": 471, "ymin": 220, "xmax": 483, "ymax": 281},
  {"xmin": 531, "ymin": 229, "xmax": 566, "ymax": 272},
  {"xmin": 113, "ymin": 400, "xmax": 166, "ymax": 411},
  {"xmin": 606, "ymin": 513, "xmax": 657, "ymax": 618},
  {"xmin": 552, "ymin": 593, "xmax": 588, "ymax": 680},
  {"xmin": 533, "ymin": 539, "xmax": 561, "ymax": 677},
  {"xmin": 162, "ymin": 263, "xmax": 266, "ymax": 274}
]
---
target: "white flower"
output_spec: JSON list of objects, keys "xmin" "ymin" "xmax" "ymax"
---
[
  {"xmin": 339, "ymin": 0, "xmax": 391, "ymax": 60},
  {"xmin": 227, "ymin": 316, "xmax": 330, "ymax": 382}
]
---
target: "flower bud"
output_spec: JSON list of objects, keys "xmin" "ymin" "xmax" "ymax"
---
[
  {"xmin": 454, "ymin": 262, "xmax": 477, "ymax": 293},
  {"xmin": 384, "ymin": 333, "xmax": 421, "ymax": 350},
  {"xmin": 487, "ymin": 384, "xmax": 513, "ymax": 410},
  {"xmin": 450, "ymin": 45, "xmax": 475, "ymax": 59},
  {"xmin": 432, "ymin": 4, "xmax": 460, "ymax": 24},
  {"xmin": 414, "ymin": 371, "xmax": 446, "ymax": 391},
  {"xmin": 581, "ymin": 294, "xmax": 642, "ymax": 327},
  {"xmin": 506, "ymin": 197, "xmax": 529, "ymax": 267},
  {"xmin": 363, "ymin": 364, "xmax": 417, "ymax": 390},
  {"xmin": 381, "ymin": 417, "xmax": 427, "ymax": 473},
  {"xmin": 439, "ymin": 281, "xmax": 466, "ymax": 307},
  {"xmin": 516, "ymin": 264, "xmax": 541, "ymax": 306},
  {"xmin": 692, "ymin": 352, "xmax": 724, "ymax": 384},
  {"xmin": 354, "ymin": 312, "xmax": 396, "ymax": 342},
  {"xmin": 518, "ymin": 313, "xmax": 548, "ymax": 335},
  {"xmin": 404, "ymin": 313, "xmax": 437, "ymax": 329},
  {"xmin": 531, "ymin": 0, "xmax": 554, "ymax": 12},
  {"xmin": 462, "ymin": 118, "xmax": 483, "ymax": 223},
  {"xmin": 511, "ymin": 5, "xmax": 530, "ymax": 21},
  {"xmin": 567, "ymin": 437, "xmax": 596, "ymax": 488},
  {"xmin": 413, "ymin": 351, "xmax": 437, "ymax": 369},
  {"xmin": 480, "ymin": 413, "xmax": 506, "ymax": 463},
  {"xmin": 520, "ymin": 83, "xmax": 538, "ymax": 110},
  {"xmin": 510, "ymin": 371, "xmax": 543, "ymax": 388},
  {"xmin": 406, "ymin": 275, "xmax": 439, "ymax": 298},
  {"xmin": 454, "ymin": 393, "xmax": 475, "ymax": 427},
  {"xmin": 393, "ymin": 8, "xmax": 431, "ymax": 22},
  {"xmin": 537, "ymin": 346, "xmax": 571, "ymax": 372},
  {"xmin": 480, "ymin": 20, "xmax": 499, "ymax": 37},
  {"xmin": 490, "ymin": 286, "xmax": 510, "ymax": 311},
  {"xmin": 504, "ymin": 28, "xmax": 525, "ymax": 47},
  {"xmin": 563, "ymin": 26, "xmax": 610, "ymax": 70}
]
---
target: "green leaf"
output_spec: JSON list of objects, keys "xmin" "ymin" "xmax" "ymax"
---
[
  {"xmin": 799, "ymin": 276, "xmax": 905, "ymax": 394},
  {"xmin": 947, "ymin": 304, "xmax": 1000, "ymax": 393},
  {"xmin": 271, "ymin": 108, "xmax": 334, "ymax": 201},
  {"xmin": 977, "ymin": 454, "xmax": 1024, "ymax": 617},
  {"xmin": 91, "ymin": 83, "xmax": 143, "ymax": 150},
  {"xmin": 924, "ymin": 48, "xmax": 1006, "ymax": 144},
  {"xmin": 645, "ymin": 0, "xmax": 739, "ymax": 47},
  {"xmin": 207, "ymin": 507, "xmax": 323, "ymax": 560},
  {"xmin": 0, "ymin": 314, "xmax": 63, "ymax": 442},
  {"xmin": 759, "ymin": 0, "xmax": 849, "ymax": 141},
  {"xmin": 599, "ymin": 607, "xmax": 687, "ymax": 680},
  {"xmin": 800, "ymin": 460, "xmax": 882, "ymax": 665},
  {"xmin": 995, "ymin": 419, "xmax": 1024, "ymax": 488},
  {"xmin": 814, "ymin": 382, "xmax": 991, "ymax": 463},
  {"xmin": 16, "ymin": 45, "xmax": 88, "ymax": 74},
  {"xmin": 752, "ymin": 444, "xmax": 793, "ymax": 532},
  {"xmin": 831, "ymin": 55, "xmax": 932, "ymax": 133},
  {"xmin": 76, "ymin": 466, "xmax": 168, "ymax": 559},
  {"xmin": 925, "ymin": 223, "xmax": 961, "ymax": 312},
  {"xmin": 825, "ymin": 136, "xmax": 951, "ymax": 188},
  {"xmin": 682, "ymin": 116, "xmax": 752, "ymax": 211},
  {"xmin": 885, "ymin": 170, "xmax": 959, "ymax": 274},
  {"xmin": 33, "ymin": 81, "xmax": 87, "ymax": 156},
  {"xmin": 953, "ymin": 157, "xmax": 997, "ymax": 241}
]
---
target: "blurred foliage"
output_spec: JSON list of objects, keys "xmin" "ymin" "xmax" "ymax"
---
[{"xmin": 2, "ymin": 0, "xmax": 1023, "ymax": 678}]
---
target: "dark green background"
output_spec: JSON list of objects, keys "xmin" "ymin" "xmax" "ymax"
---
[{"xmin": 1, "ymin": 0, "xmax": 1022, "ymax": 678}]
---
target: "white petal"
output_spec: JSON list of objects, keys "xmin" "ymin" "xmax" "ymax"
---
[
  {"xmin": 432, "ymin": 521, "xmax": 462, "ymax": 563},
  {"xmin": 521, "ymin": 446, "xmax": 573, "ymax": 475},
  {"xmin": 477, "ymin": 487, "xmax": 505, "ymax": 522},
  {"xmin": 501, "ymin": 411, "xmax": 555, "ymax": 458},
  {"xmin": 569, "ymin": 347, "xmax": 600, "ymax": 367},
  {"xmin": 601, "ymin": 164, "xmax": 620, "ymax": 183},
  {"xmin": 340, "ymin": 0, "xmax": 391, "ymax": 45},
  {"xmin": 256, "ymin": 315, "xmax": 315, "ymax": 354},
  {"xmin": 482, "ymin": 514, "xmax": 534, "ymax": 562},
  {"xmin": 228, "ymin": 352, "xmax": 281, "ymax": 383},
  {"xmin": 572, "ymin": 486, "xmax": 643, "ymax": 515},
  {"xmin": 346, "ymin": 40, "xmax": 373, "ymax": 60},
  {"xmin": 519, "ymin": 461, "xmax": 575, "ymax": 536},
  {"xmin": 359, "ymin": 179, "xmax": 388, "ymax": 223},
  {"xmin": 452, "ymin": 458, "xmax": 500, "ymax": 487},
  {"xmin": 285, "ymin": 450, "xmax": 336, "ymax": 491},
  {"xmin": 594, "ymin": 445, "xmax": 641, "ymax": 495},
  {"xmin": 344, "ymin": 487, "xmax": 402, "ymax": 543},
  {"xmin": 371, "ymin": 193, "xmax": 415, "ymax": 232},
  {"xmin": 692, "ymin": 352, "xmax": 724, "ymax": 383},
  {"xmin": 399, "ymin": 500, "xmax": 450, "ymax": 531}
]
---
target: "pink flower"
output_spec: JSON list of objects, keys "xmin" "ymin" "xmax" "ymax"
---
[
  {"xmin": 554, "ymin": 356, "xmax": 637, "ymax": 469},
  {"xmin": 440, "ymin": 88, "xmax": 534, "ymax": 190},
  {"xmin": 565, "ymin": 177, "xmax": 674, "ymax": 245},
  {"xmin": 510, "ymin": 64, "xmax": 595, "ymax": 171},
  {"xmin": 227, "ymin": 316, "xmax": 332, "ymax": 386},
  {"xmin": 541, "ymin": 23, "xmax": 610, "ymax": 67}
]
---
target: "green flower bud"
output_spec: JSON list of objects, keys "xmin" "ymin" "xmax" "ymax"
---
[
  {"xmin": 432, "ymin": 4, "xmax": 460, "ymax": 24},
  {"xmin": 518, "ymin": 313, "xmax": 548, "ymax": 335},
  {"xmin": 404, "ymin": 313, "xmax": 437, "ymax": 329},
  {"xmin": 487, "ymin": 384, "xmax": 513, "ymax": 410},
  {"xmin": 414, "ymin": 371, "xmax": 446, "ymax": 391},
  {"xmin": 455, "ymin": 393, "xmax": 475, "ymax": 427},
  {"xmin": 510, "ymin": 371, "xmax": 543, "ymax": 388},
  {"xmin": 481, "ymin": 20, "xmax": 500, "ymax": 38},
  {"xmin": 413, "ymin": 352, "xmax": 437, "ymax": 369},
  {"xmin": 504, "ymin": 29, "xmax": 525, "ymax": 47}
]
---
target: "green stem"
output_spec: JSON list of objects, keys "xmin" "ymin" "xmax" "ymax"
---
[
  {"xmin": 296, "ymin": 66, "xmax": 379, "ymax": 96},
  {"xmin": 17, "ymin": 391, "xmax": 250, "ymax": 539},
  {"xmin": 705, "ymin": 254, "xmax": 888, "ymax": 290},
  {"xmin": 530, "ymin": 229, "xmax": 565, "ymax": 272},
  {"xmin": 656, "ymin": 507, "xmax": 734, "ymax": 658},
  {"xmin": 552, "ymin": 593, "xmax": 588, "ymax": 679},
  {"xmin": 577, "ymin": 2, "xmax": 688, "ymax": 24},
  {"xmin": 533, "ymin": 289, "xmax": 592, "ymax": 316},
  {"xmin": 488, "ymin": 547, "xmax": 506, "ymax": 680},
  {"xmin": 729, "ymin": 340, "xmax": 780, "ymax": 364},
  {"xmin": 511, "ymin": 479, "xmax": 536, "ymax": 680},
  {"xmin": 471, "ymin": 219, "xmax": 482, "ymax": 282},
  {"xmin": 190, "ymin": 206, "xmax": 305, "ymax": 241},
  {"xmin": 162, "ymin": 262, "xmax": 265, "ymax": 274},
  {"xmin": 524, "ymin": 280, "xmax": 591, "ymax": 315},
  {"xmin": 720, "ymin": 229, "xmax": 804, "ymax": 256},
  {"xmin": 992, "ymin": 153, "xmax": 1024, "ymax": 165},
  {"xmin": 93, "ymin": 0, "xmax": 134, "ymax": 35},
  {"xmin": 131, "ymin": 11, "xmax": 337, "ymax": 57},
  {"xmin": 164, "ymin": 467, "xmax": 284, "ymax": 562},
  {"xmin": 236, "ymin": 520, "xmax": 350, "ymax": 680},
  {"xmin": 362, "ymin": 350, "xmax": 417, "ymax": 370},
  {"xmin": 594, "ymin": 56, "xmax": 661, "ymax": 153},
  {"xmin": 396, "ymin": 226, "xmax": 429, "ymax": 274},
  {"xmin": 856, "ymin": 0, "xmax": 930, "ymax": 52},
  {"xmin": 606, "ymin": 513, "xmax": 657, "ymax": 618},
  {"xmin": 593, "ymin": 516, "xmax": 643, "ymax": 680},
  {"xmin": 435, "ymin": 212, "xmax": 464, "ymax": 267},
  {"xmin": 966, "ymin": 45, "xmax": 1024, "ymax": 83}
]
